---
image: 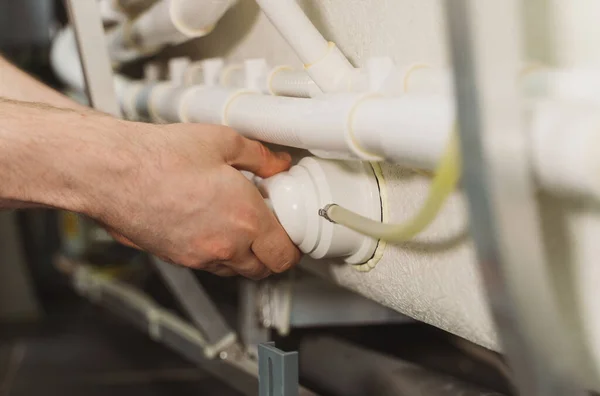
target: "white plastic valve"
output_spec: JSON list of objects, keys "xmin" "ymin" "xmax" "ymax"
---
[
  {"xmin": 244, "ymin": 58, "xmax": 269, "ymax": 91},
  {"xmin": 259, "ymin": 157, "xmax": 382, "ymax": 265}
]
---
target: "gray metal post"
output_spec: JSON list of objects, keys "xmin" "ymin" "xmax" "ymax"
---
[{"xmin": 258, "ymin": 342, "xmax": 299, "ymax": 396}]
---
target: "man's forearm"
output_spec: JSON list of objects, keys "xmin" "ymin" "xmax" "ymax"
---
[
  {"xmin": 0, "ymin": 98, "xmax": 140, "ymax": 213},
  {"xmin": 0, "ymin": 56, "xmax": 82, "ymax": 109}
]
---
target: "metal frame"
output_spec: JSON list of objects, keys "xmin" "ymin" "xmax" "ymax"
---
[
  {"xmin": 64, "ymin": 0, "xmax": 120, "ymax": 116},
  {"xmin": 256, "ymin": 273, "xmax": 408, "ymax": 334},
  {"xmin": 152, "ymin": 258, "xmax": 237, "ymax": 353},
  {"xmin": 444, "ymin": 0, "xmax": 586, "ymax": 394}
]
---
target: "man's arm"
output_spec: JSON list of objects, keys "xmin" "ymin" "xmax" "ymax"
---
[{"xmin": 0, "ymin": 59, "xmax": 300, "ymax": 279}]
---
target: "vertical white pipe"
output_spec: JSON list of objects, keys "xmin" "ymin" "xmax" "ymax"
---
[
  {"xmin": 255, "ymin": 0, "xmax": 353, "ymax": 92},
  {"xmin": 255, "ymin": 0, "xmax": 330, "ymax": 66}
]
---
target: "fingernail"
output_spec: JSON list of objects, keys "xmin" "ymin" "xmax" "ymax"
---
[{"xmin": 276, "ymin": 152, "xmax": 292, "ymax": 162}]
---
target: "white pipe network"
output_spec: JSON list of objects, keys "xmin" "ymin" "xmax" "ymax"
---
[
  {"xmin": 122, "ymin": 73, "xmax": 600, "ymax": 201},
  {"xmin": 53, "ymin": 0, "xmax": 600, "ymax": 202}
]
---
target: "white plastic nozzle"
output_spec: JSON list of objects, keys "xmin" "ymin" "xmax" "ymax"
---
[
  {"xmin": 366, "ymin": 57, "xmax": 395, "ymax": 92},
  {"xmin": 244, "ymin": 58, "xmax": 269, "ymax": 91},
  {"xmin": 168, "ymin": 57, "xmax": 191, "ymax": 85},
  {"xmin": 202, "ymin": 58, "xmax": 225, "ymax": 86},
  {"xmin": 259, "ymin": 157, "xmax": 381, "ymax": 264},
  {"xmin": 144, "ymin": 62, "xmax": 162, "ymax": 82}
]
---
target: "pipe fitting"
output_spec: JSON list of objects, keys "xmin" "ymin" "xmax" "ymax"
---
[
  {"xmin": 148, "ymin": 83, "xmax": 189, "ymax": 123},
  {"xmin": 530, "ymin": 100, "xmax": 600, "ymax": 199},
  {"xmin": 304, "ymin": 42, "xmax": 354, "ymax": 93},
  {"xmin": 184, "ymin": 58, "xmax": 225, "ymax": 86},
  {"xmin": 259, "ymin": 157, "xmax": 382, "ymax": 264},
  {"xmin": 180, "ymin": 87, "xmax": 255, "ymax": 124}
]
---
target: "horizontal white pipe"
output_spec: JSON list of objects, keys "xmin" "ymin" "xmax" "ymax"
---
[
  {"xmin": 352, "ymin": 95, "xmax": 453, "ymax": 169},
  {"xmin": 119, "ymin": 76, "xmax": 600, "ymax": 200},
  {"xmin": 268, "ymin": 69, "xmax": 322, "ymax": 98},
  {"xmin": 51, "ymin": 29, "xmax": 600, "ymax": 200},
  {"xmin": 106, "ymin": 0, "xmax": 236, "ymax": 64}
]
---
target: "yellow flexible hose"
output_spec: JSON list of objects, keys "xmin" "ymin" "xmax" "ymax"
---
[{"xmin": 320, "ymin": 129, "xmax": 461, "ymax": 243}]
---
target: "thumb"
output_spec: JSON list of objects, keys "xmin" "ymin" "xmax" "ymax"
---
[{"xmin": 223, "ymin": 133, "xmax": 292, "ymax": 178}]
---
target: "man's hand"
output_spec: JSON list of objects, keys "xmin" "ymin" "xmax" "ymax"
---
[
  {"xmin": 0, "ymin": 98, "xmax": 300, "ymax": 279},
  {"xmin": 90, "ymin": 123, "xmax": 301, "ymax": 279}
]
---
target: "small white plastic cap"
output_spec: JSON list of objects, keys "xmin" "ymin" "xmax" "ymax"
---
[
  {"xmin": 366, "ymin": 57, "xmax": 395, "ymax": 92},
  {"xmin": 168, "ymin": 57, "xmax": 190, "ymax": 85},
  {"xmin": 244, "ymin": 58, "xmax": 269, "ymax": 91},
  {"xmin": 259, "ymin": 157, "xmax": 382, "ymax": 265}
]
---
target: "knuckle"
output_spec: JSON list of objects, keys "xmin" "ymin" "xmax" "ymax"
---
[
  {"xmin": 208, "ymin": 238, "xmax": 237, "ymax": 261},
  {"xmin": 225, "ymin": 130, "xmax": 245, "ymax": 151},
  {"xmin": 247, "ymin": 264, "xmax": 269, "ymax": 280},
  {"xmin": 235, "ymin": 205, "xmax": 261, "ymax": 236},
  {"xmin": 254, "ymin": 141, "xmax": 270, "ymax": 161},
  {"xmin": 272, "ymin": 247, "xmax": 300, "ymax": 273}
]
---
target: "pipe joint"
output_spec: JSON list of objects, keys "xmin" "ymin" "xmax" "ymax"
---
[
  {"xmin": 305, "ymin": 42, "xmax": 354, "ymax": 93},
  {"xmin": 180, "ymin": 86, "xmax": 256, "ymax": 125}
]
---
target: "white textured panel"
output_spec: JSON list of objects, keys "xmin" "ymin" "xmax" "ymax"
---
[
  {"xmin": 167, "ymin": 0, "xmax": 448, "ymax": 68},
  {"xmin": 302, "ymin": 166, "xmax": 497, "ymax": 350}
]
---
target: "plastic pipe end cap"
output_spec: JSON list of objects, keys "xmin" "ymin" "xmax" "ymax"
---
[{"xmin": 259, "ymin": 173, "xmax": 308, "ymax": 246}]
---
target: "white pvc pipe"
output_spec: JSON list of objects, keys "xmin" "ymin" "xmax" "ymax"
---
[
  {"xmin": 107, "ymin": 0, "xmax": 236, "ymax": 64},
  {"xmin": 268, "ymin": 69, "xmax": 322, "ymax": 98},
  {"xmin": 51, "ymin": 28, "xmax": 85, "ymax": 92},
  {"xmin": 255, "ymin": 0, "xmax": 329, "ymax": 66},
  {"xmin": 352, "ymin": 96, "xmax": 453, "ymax": 169},
  {"xmin": 50, "ymin": 27, "xmax": 600, "ymax": 200},
  {"xmin": 226, "ymin": 94, "xmax": 357, "ymax": 154}
]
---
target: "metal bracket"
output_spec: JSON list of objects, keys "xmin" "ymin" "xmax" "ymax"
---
[
  {"xmin": 258, "ymin": 342, "xmax": 299, "ymax": 396},
  {"xmin": 152, "ymin": 258, "xmax": 236, "ymax": 356}
]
